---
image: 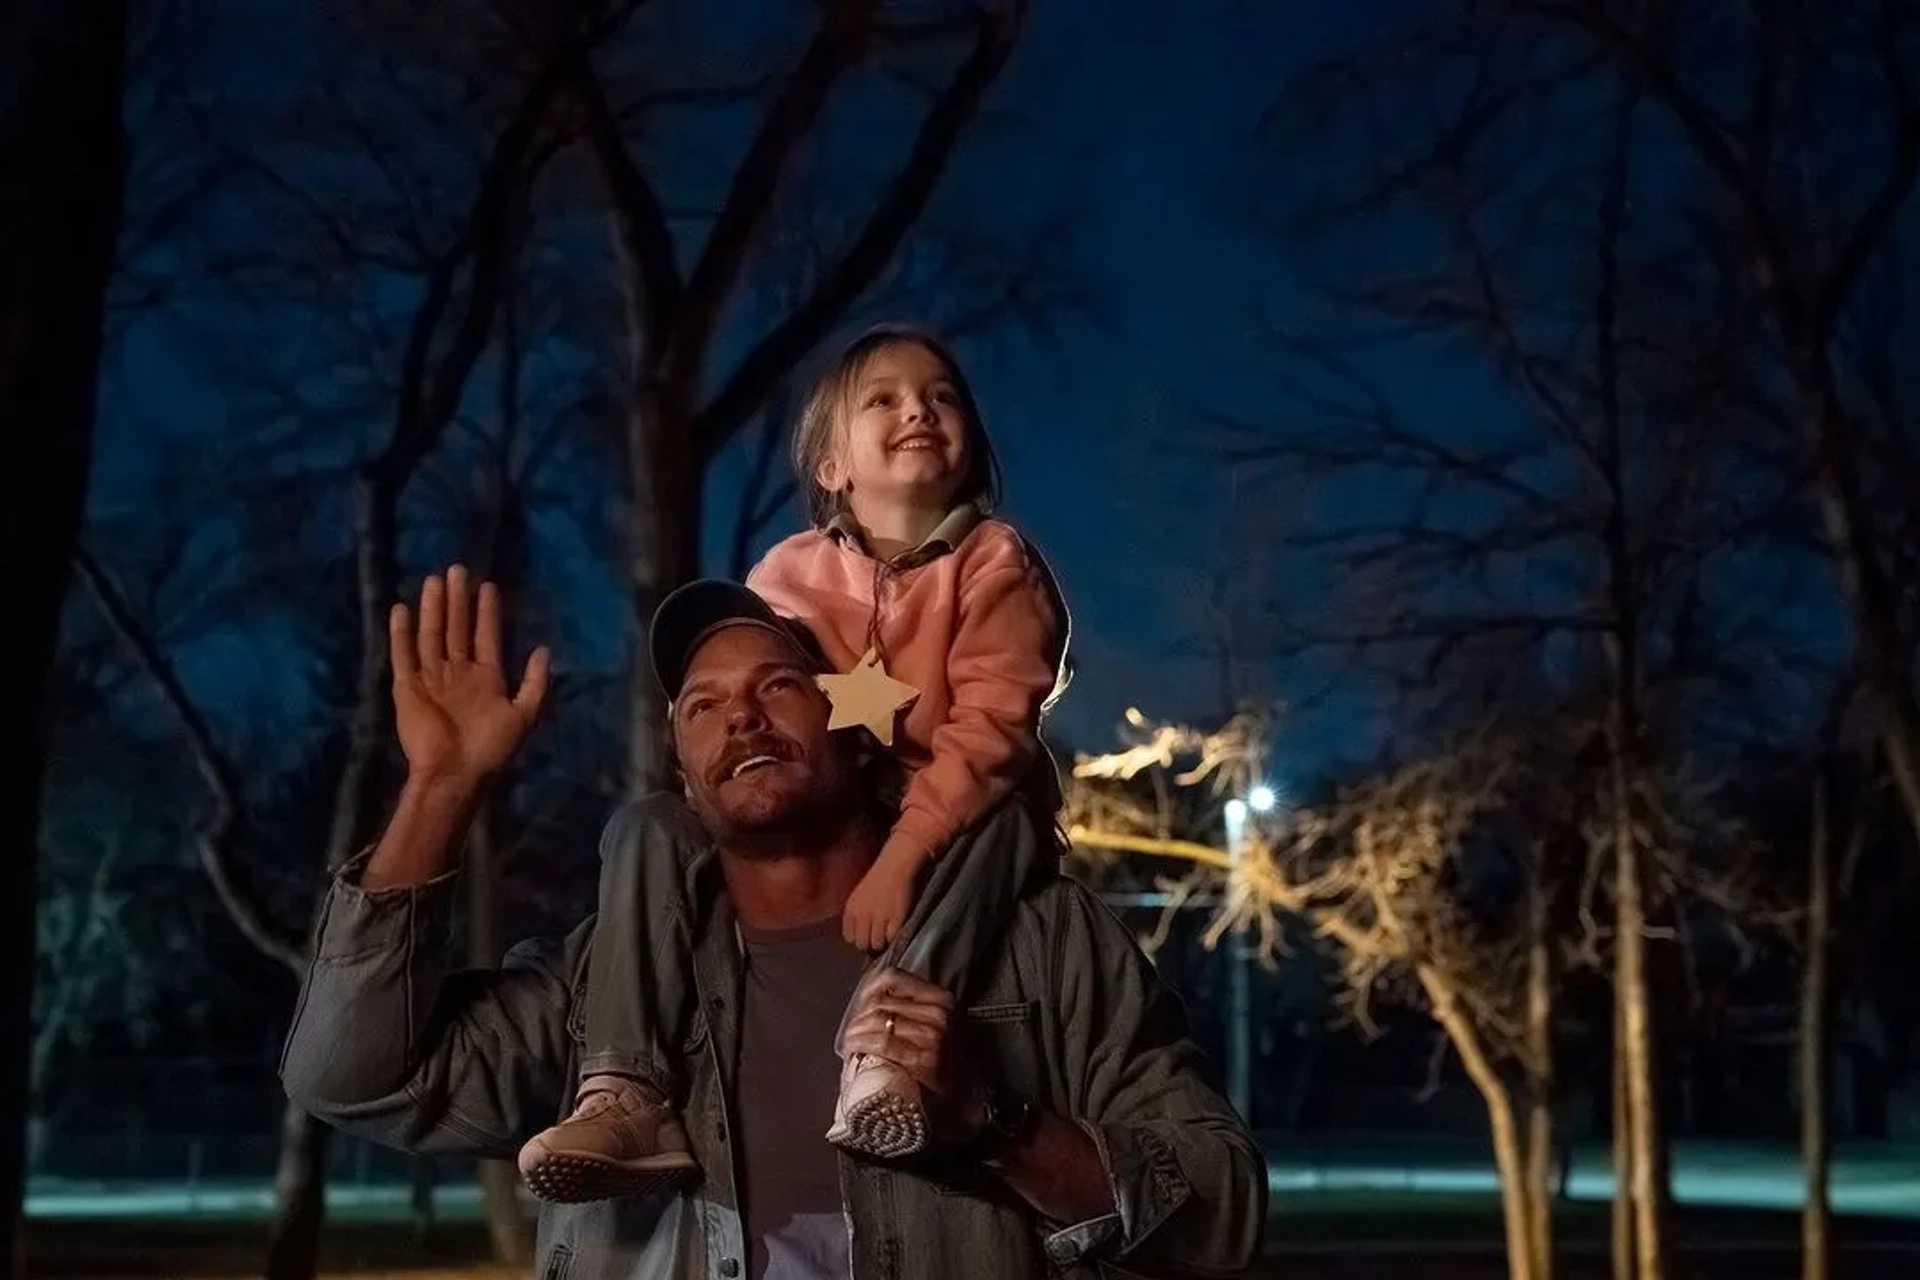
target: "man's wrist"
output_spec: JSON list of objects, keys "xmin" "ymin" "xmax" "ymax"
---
[{"xmin": 361, "ymin": 770, "xmax": 488, "ymax": 890}]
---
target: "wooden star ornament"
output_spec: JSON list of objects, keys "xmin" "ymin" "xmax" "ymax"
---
[{"xmin": 815, "ymin": 647, "xmax": 919, "ymax": 746}]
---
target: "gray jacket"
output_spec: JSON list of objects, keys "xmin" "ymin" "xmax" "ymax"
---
[{"xmin": 280, "ymin": 805, "xmax": 1267, "ymax": 1279}]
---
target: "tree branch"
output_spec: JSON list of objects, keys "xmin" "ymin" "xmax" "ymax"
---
[
  {"xmin": 378, "ymin": 47, "xmax": 574, "ymax": 485},
  {"xmin": 692, "ymin": 0, "xmax": 1031, "ymax": 457},
  {"xmin": 663, "ymin": 0, "xmax": 881, "ymax": 383},
  {"xmin": 72, "ymin": 545, "xmax": 304, "ymax": 971},
  {"xmin": 1530, "ymin": 0, "xmax": 1800, "ymax": 323},
  {"xmin": 1811, "ymin": 7, "xmax": 1919, "ymax": 334},
  {"xmin": 571, "ymin": 57, "xmax": 683, "ymax": 346}
]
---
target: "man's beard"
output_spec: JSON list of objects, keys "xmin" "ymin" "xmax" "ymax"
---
[{"xmin": 698, "ymin": 773, "xmax": 847, "ymax": 855}]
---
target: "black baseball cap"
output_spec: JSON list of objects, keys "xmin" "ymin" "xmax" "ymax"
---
[{"xmin": 649, "ymin": 579, "xmax": 826, "ymax": 698}]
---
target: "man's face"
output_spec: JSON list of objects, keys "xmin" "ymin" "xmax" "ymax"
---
[{"xmin": 671, "ymin": 623, "xmax": 852, "ymax": 841}]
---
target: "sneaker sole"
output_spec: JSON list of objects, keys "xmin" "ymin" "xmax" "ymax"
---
[
  {"xmin": 520, "ymin": 1151, "xmax": 699, "ymax": 1204},
  {"xmin": 829, "ymin": 1090, "xmax": 928, "ymax": 1159}
]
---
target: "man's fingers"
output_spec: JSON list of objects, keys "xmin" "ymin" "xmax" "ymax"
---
[
  {"xmin": 845, "ymin": 1009, "xmax": 938, "ymax": 1044},
  {"xmin": 856, "ymin": 996, "xmax": 950, "ymax": 1032},
  {"xmin": 417, "ymin": 575, "xmax": 447, "ymax": 672},
  {"xmin": 857, "ymin": 967, "xmax": 954, "ymax": 1010},
  {"xmin": 514, "ymin": 645, "xmax": 552, "ymax": 718},
  {"xmin": 474, "ymin": 581, "xmax": 503, "ymax": 669},
  {"xmin": 389, "ymin": 604, "xmax": 417, "ymax": 681},
  {"xmin": 444, "ymin": 564, "xmax": 472, "ymax": 660},
  {"xmin": 842, "ymin": 1025, "xmax": 937, "ymax": 1072}
]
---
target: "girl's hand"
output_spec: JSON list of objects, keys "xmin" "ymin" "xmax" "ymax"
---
[{"xmin": 842, "ymin": 850, "xmax": 922, "ymax": 953}]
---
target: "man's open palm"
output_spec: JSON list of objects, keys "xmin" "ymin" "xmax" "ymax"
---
[{"xmin": 390, "ymin": 564, "xmax": 551, "ymax": 782}]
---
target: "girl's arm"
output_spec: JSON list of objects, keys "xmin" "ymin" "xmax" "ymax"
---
[{"xmin": 885, "ymin": 534, "xmax": 1066, "ymax": 867}]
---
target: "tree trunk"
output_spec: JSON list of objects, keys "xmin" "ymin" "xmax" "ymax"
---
[
  {"xmin": 1425, "ymin": 979, "xmax": 1535, "ymax": 1280},
  {"xmin": 479, "ymin": 1162, "xmax": 531, "ymax": 1265},
  {"xmin": 2, "ymin": 1, "xmax": 129, "ymax": 1268},
  {"xmin": 1801, "ymin": 776, "xmax": 1834, "ymax": 1280},
  {"xmin": 1613, "ymin": 810, "xmax": 1666, "ymax": 1280},
  {"xmin": 1590, "ymin": 76, "xmax": 1666, "ymax": 1277},
  {"xmin": 1489, "ymin": 1087, "xmax": 1538, "ymax": 1280},
  {"xmin": 1797, "ymin": 370, "xmax": 1920, "ymax": 851},
  {"xmin": 409, "ymin": 1158, "xmax": 437, "ymax": 1245},
  {"xmin": 263, "ymin": 1104, "xmax": 331, "ymax": 1280},
  {"xmin": 261, "ymin": 473, "xmax": 408, "ymax": 1280},
  {"xmin": 1524, "ymin": 869, "xmax": 1556, "ymax": 1280},
  {"xmin": 1611, "ymin": 1011, "xmax": 1634, "ymax": 1280},
  {"xmin": 466, "ymin": 810, "xmax": 532, "ymax": 1263},
  {"xmin": 624, "ymin": 380, "xmax": 705, "ymax": 793}
]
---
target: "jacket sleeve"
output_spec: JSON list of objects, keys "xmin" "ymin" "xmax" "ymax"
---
[
  {"xmin": 1035, "ymin": 884, "xmax": 1267, "ymax": 1275},
  {"xmin": 278, "ymin": 853, "xmax": 586, "ymax": 1158},
  {"xmin": 891, "ymin": 534, "xmax": 1066, "ymax": 861}
]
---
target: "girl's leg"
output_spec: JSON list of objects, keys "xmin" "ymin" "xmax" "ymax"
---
[
  {"xmin": 518, "ymin": 792, "xmax": 708, "ymax": 1203},
  {"xmin": 828, "ymin": 793, "xmax": 1060, "ymax": 1158},
  {"xmin": 576, "ymin": 791, "xmax": 708, "ymax": 1087},
  {"xmin": 887, "ymin": 795, "xmax": 1060, "ymax": 994}
]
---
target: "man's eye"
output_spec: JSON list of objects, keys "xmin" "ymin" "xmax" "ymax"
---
[
  {"xmin": 765, "ymin": 674, "xmax": 801, "ymax": 694},
  {"xmin": 682, "ymin": 700, "xmax": 713, "ymax": 720}
]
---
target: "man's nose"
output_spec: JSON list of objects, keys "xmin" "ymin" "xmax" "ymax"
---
[{"xmin": 723, "ymin": 694, "xmax": 768, "ymax": 732}]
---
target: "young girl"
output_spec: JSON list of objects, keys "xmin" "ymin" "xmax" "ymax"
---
[{"xmin": 518, "ymin": 325, "xmax": 1069, "ymax": 1202}]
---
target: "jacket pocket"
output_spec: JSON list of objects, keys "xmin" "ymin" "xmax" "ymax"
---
[{"xmin": 961, "ymin": 999, "xmax": 1044, "ymax": 1107}]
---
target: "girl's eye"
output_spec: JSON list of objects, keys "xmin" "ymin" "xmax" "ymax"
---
[
  {"xmin": 933, "ymin": 387, "xmax": 958, "ymax": 404},
  {"xmin": 867, "ymin": 391, "xmax": 894, "ymax": 409}
]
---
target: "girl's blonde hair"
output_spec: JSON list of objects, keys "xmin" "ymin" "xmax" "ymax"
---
[{"xmin": 790, "ymin": 324, "xmax": 1003, "ymax": 528}]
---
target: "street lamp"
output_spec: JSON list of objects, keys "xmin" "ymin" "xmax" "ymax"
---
[{"xmin": 1220, "ymin": 788, "xmax": 1275, "ymax": 1127}]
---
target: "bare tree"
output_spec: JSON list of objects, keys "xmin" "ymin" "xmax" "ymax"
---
[
  {"xmin": 1243, "ymin": 11, "xmax": 1855, "ymax": 1269},
  {"xmin": 1069, "ymin": 713, "xmax": 1554, "ymax": 1280},
  {"xmin": 571, "ymin": 0, "xmax": 1034, "ymax": 789},
  {"xmin": 74, "ymin": 10, "xmax": 604, "ymax": 1274},
  {"xmin": 1512, "ymin": 0, "xmax": 1920, "ymax": 851}
]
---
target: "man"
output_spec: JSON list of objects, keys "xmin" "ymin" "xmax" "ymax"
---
[{"xmin": 281, "ymin": 564, "xmax": 1266, "ymax": 1279}]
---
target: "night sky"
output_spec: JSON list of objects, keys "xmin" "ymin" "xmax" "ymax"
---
[
  {"xmin": 81, "ymin": 0, "xmax": 1876, "ymax": 787},
  {"xmin": 87, "ymin": 0, "xmax": 1392, "ymax": 779}
]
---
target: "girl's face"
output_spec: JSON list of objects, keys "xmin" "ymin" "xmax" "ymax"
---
[{"xmin": 818, "ymin": 341, "xmax": 972, "ymax": 512}]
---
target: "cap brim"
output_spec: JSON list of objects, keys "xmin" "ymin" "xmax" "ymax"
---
[{"xmin": 650, "ymin": 579, "xmax": 817, "ymax": 697}]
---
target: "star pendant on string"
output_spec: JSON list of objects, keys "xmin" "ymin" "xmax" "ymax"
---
[{"xmin": 815, "ymin": 647, "xmax": 919, "ymax": 746}]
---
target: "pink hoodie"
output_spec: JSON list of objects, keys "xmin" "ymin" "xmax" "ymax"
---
[{"xmin": 746, "ymin": 505, "xmax": 1068, "ymax": 861}]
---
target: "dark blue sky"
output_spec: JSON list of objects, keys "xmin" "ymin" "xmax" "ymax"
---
[
  {"xmin": 80, "ymin": 1, "xmax": 1440, "ymax": 789},
  {"xmin": 698, "ymin": 1, "xmax": 1375, "ymax": 762},
  {"xmin": 89, "ymin": 0, "xmax": 1844, "ymax": 795}
]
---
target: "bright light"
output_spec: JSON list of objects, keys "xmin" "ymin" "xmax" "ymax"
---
[
  {"xmin": 1247, "ymin": 784, "xmax": 1278, "ymax": 813},
  {"xmin": 1224, "ymin": 798, "xmax": 1249, "ymax": 825}
]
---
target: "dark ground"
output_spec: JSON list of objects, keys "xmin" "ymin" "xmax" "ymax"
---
[{"xmin": 22, "ymin": 1199, "xmax": 1920, "ymax": 1279}]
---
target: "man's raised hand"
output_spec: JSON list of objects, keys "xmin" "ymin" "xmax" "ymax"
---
[{"xmin": 389, "ymin": 564, "xmax": 551, "ymax": 783}]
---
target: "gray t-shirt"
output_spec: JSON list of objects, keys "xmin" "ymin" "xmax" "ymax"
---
[{"xmin": 736, "ymin": 915, "xmax": 869, "ymax": 1280}]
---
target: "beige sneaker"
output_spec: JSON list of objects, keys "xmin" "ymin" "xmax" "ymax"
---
[
  {"xmin": 825, "ymin": 1054, "xmax": 928, "ymax": 1158},
  {"xmin": 517, "ymin": 1074, "xmax": 699, "ymax": 1202}
]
